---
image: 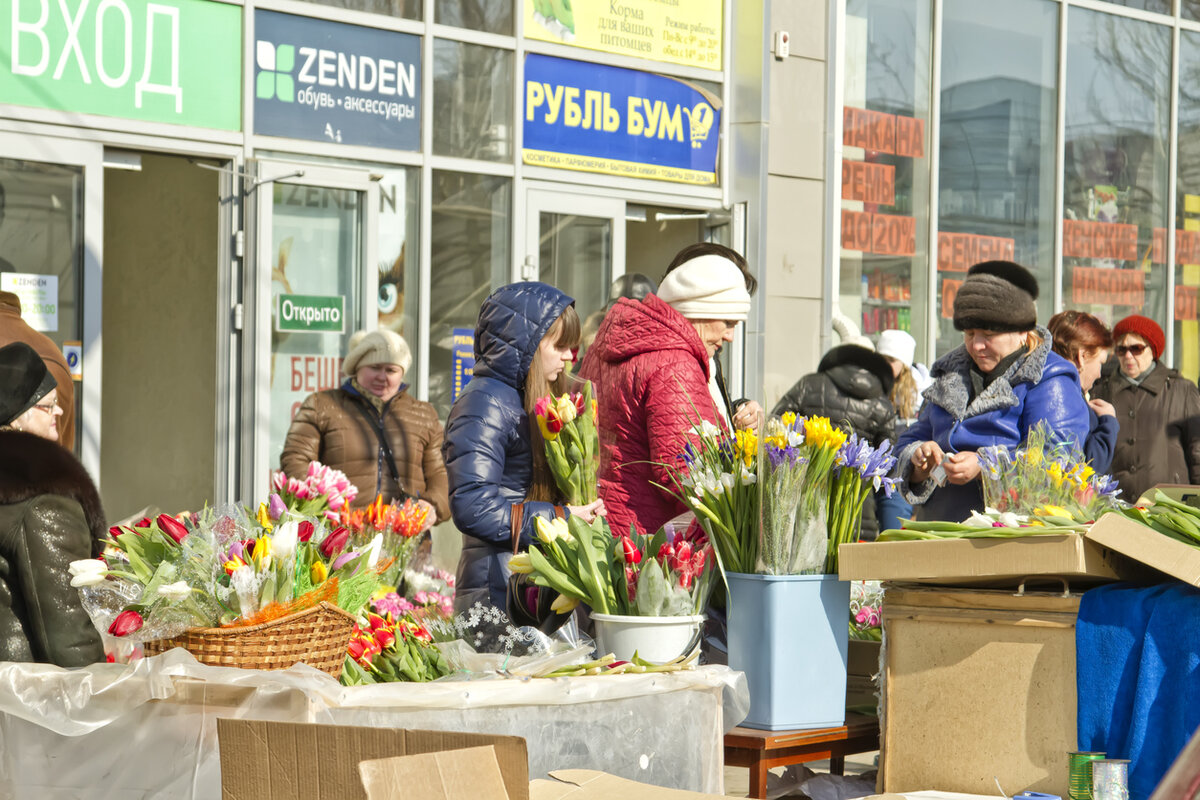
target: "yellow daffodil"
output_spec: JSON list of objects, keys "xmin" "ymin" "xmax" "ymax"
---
[
  {"xmin": 1023, "ymin": 449, "xmax": 1042, "ymax": 467},
  {"xmin": 509, "ymin": 553, "xmax": 534, "ymax": 573},
  {"xmin": 551, "ymin": 594, "xmax": 580, "ymax": 614},
  {"xmin": 736, "ymin": 428, "xmax": 758, "ymax": 468},
  {"xmin": 310, "ymin": 561, "xmax": 328, "ymax": 583},
  {"xmin": 1046, "ymin": 462, "xmax": 1066, "ymax": 488},
  {"xmin": 804, "ymin": 416, "xmax": 847, "ymax": 451}
]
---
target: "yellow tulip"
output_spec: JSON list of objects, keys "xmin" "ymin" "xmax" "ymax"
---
[
  {"xmin": 310, "ymin": 561, "xmax": 328, "ymax": 583},
  {"xmin": 552, "ymin": 394, "xmax": 578, "ymax": 424},
  {"xmin": 255, "ymin": 503, "xmax": 273, "ymax": 530},
  {"xmin": 509, "ymin": 553, "xmax": 534, "ymax": 574},
  {"xmin": 551, "ymin": 594, "xmax": 580, "ymax": 614},
  {"xmin": 1034, "ymin": 504, "xmax": 1073, "ymax": 519}
]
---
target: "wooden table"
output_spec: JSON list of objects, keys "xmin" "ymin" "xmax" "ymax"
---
[{"xmin": 723, "ymin": 713, "xmax": 880, "ymax": 799}]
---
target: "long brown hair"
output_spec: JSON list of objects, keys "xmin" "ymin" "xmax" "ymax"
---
[{"xmin": 525, "ymin": 305, "xmax": 581, "ymax": 503}]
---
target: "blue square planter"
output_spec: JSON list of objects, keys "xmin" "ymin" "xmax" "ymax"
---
[{"xmin": 726, "ymin": 572, "xmax": 850, "ymax": 730}]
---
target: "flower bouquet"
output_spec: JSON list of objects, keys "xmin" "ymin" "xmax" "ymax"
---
[
  {"xmin": 510, "ymin": 516, "xmax": 715, "ymax": 617},
  {"xmin": 826, "ymin": 432, "xmax": 898, "ymax": 573},
  {"xmin": 671, "ymin": 420, "xmax": 759, "ymax": 574},
  {"xmin": 339, "ymin": 494, "xmax": 433, "ymax": 590},
  {"xmin": 849, "ymin": 580, "xmax": 883, "ymax": 642},
  {"xmin": 73, "ymin": 504, "xmax": 385, "ymax": 675},
  {"xmin": 270, "ymin": 461, "xmax": 359, "ymax": 520},
  {"xmin": 534, "ymin": 381, "xmax": 599, "ymax": 504},
  {"xmin": 977, "ymin": 421, "xmax": 1123, "ymax": 524},
  {"xmin": 340, "ymin": 608, "xmax": 453, "ymax": 684}
]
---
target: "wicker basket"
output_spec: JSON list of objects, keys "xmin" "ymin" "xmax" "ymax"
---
[{"xmin": 142, "ymin": 601, "xmax": 357, "ymax": 678}]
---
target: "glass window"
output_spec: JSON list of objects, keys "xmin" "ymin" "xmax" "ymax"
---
[
  {"xmin": 374, "ymin": 168, "xmax": 421, "ymax": 389},
  {"xmin": 1186, "ymin": 1, "xmax": 1200, "ymax": 23},
  {"xmin": 841, "ymin": 0, "xmax": 933, "ymax": 359},
  {"xmin": 436, "ymin": 0, "xmax": 513, "ymax": 35},
  {"xmin": 429, "ymin": 171, "xmax": 511, "ymax": 418},
  {"xmin": 937, "ymin": 0, "xmax": 1057, "ymax": 355},
  {"xmin": 268, "ymin": 182, "xmax": 365, "ymax": 466},
  {"xmin": 433, "ymin": 41, "xmax": 514, "ymax": 162},
  {"xmin": 1098, "ymin": 0, "xmax": 1170, "ymax": 14},
  {"xmin": 300, "ymin": 0, "xmax": 420, "ymax": 19},
  {"xmin": 1063, "ymin": 9, "xmax": 1170, "ymax": 343},
  {"xmin": 1172, "ymin": 31, "xmax": 1200, "ymax": 382}
]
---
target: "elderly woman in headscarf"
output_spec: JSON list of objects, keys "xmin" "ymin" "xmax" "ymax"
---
[
  {"xmin": 579, "ymin": 244, "xmax": 753, "ymax": 536},
  {"xmin": 0, "ymin": 342, "xmax": 105, "ymax": 666},
  {"xmin": 281, "ymin": 329, "xmax": 449, "ymax": 520},
  {"xmin": 896, "ymin": 261, "xmax": 1091, "ymax": 522},
  {"xmin": 1090, "ymin": 314, "xmax": 1200, "ymax": 501}
]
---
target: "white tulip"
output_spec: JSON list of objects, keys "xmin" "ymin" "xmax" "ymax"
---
[
  {"xmin": 366, "ymin": 533, "xmax": 384, "ymax": 569},
  {"xmin": 157, "ymin": 581, "xmax": 192, "ymax": 601},
  {"xmin": 68, "ymin": 559, "xmax": 107, "ymax": 587},
  {"xmin": 272, "ymin": 521, "xmax": 299, "ymax": 562}
]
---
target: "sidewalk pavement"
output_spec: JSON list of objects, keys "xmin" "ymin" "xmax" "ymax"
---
[{"xmin": 724, "ymin": 751, "xmax": 879, "ymax": 798}]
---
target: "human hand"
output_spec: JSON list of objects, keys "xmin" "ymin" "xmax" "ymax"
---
[
  {"xmin": 416, "ymin": 499, "xmax": 437, "ymax": 531},
  {"xmin": 566, "ymin": 498, "xmax": 607, "ymax": 523},
  {"xmin": 733, "ymin": 400, "xmax": 765, "ymax": 431},
  {"xmin": 943, "ymin": 451, "xmax": 982, "ymax": 485},
  {"xmin": 1088, "ymin": 398, "xmax": 1116, "ymax": 418},
  {"xmin": 910, "ymin": 440, "xmax": 945, "ymax": 483}
]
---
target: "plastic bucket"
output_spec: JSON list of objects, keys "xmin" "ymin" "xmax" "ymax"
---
[
  {"xmin": 590, "ymin": 613, "xmax": 705, "ymax": 664},
  {"xmin": 726, "ymin": 572, "xmax": 850, "ymax": 730}
]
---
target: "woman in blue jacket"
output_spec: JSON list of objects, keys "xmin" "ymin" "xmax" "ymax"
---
[
  {"xmin": 443, "ymin": 282, "xmax": 605, "ymax": 613},
  {"xmin": 897, "ymin": 261, "xmax": 1091, "ymax": 523},
  {"xmin": 1047, "ymin": 310, "xmax": 1118, "ymax": 473}
]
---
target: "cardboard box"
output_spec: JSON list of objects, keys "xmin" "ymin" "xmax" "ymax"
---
[
  {"xmin": 1085, "ymin": 511, "xmax": 1200, "ymax": 587},
  {"xmin": 529, "ymin": 770, "xmax": 727, "ymax": 799},
  {"xmin": 839, "ymin": 534, "xmax": 1128, "ymax": 586},
  {"xmin": 218, "ymin": 719, "xmax": 529, "ymax": 800},
  {"xmin": 359, "ymin": 746, "xmax": 510, "ymax": 800},
  {"xmin": 879, "ymin": 585, "xmax": 1079, "ymax": 798}
]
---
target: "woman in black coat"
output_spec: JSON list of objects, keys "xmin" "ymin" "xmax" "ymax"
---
[{"xmin": 0, "ymin": 342, "xmax": 105, "ymax": 667}]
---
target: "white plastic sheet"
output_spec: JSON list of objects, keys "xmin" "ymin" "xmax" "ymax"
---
[{"xmin": 0, "ymin": 650, "xmax": 748, "ymax": 798}]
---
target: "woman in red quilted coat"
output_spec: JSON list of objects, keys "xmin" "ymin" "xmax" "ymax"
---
[{"xmin": 579, "ymin": 248, "xmax": 753, "ymax": 536}]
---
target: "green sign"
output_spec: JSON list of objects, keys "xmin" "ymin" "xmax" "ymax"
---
[
  {"xmin": 276, "ymin": 294, "xmax": 345, "ymax": 333},
  {"xmin": 1, "ymin": 0, "xmax": 242, "ymax": 130}
]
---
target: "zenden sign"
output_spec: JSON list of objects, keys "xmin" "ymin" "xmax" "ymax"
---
[
  {"xmin": 522, "ymin": 53, "xmax": 721, "ymax": 185},
  {"xmin": 2, "ymin": 0, "xmax": 242, "ymax": 129},
  {"xmin": 276, "ymin": 294, "xmax": 345, "ymax": 334},
  {"xmin": 254, "ymin": 9, "xmax": 420, "ymax": 150}
]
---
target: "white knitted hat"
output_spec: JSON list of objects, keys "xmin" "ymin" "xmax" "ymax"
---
[
  {"xmin": 657, "ymin": 254, "xmax": 751, "ymax": 321},
  {"xmin": 876, "ymin": 329, "xmax": 916, "ymax": 367},
  {"xmin": 342, "ymin": 329, "xmax": 412, "ymax": 376}
]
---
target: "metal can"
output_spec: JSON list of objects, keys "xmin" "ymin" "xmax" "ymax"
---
[
  {"xmin": 1091, "ymin": 758, "xmax": 1130, "ymax": 800},
  {"xmin": 1068, "ymin": 751, "xmax": 1107, "ymax": 800}
]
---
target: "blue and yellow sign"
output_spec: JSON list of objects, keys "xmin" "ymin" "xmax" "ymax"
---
[{"xmin": 522, "ymin": 54, "xmax": 721, "ymax": 185}]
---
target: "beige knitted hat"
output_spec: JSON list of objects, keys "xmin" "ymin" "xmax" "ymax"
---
[{"xmin": 342, "ymin": 329, "xmax": 412, "ymax": 376}]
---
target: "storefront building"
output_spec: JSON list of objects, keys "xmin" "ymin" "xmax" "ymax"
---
[
  {"xmin": 2, "ymin": 0, "xmax": 778, "ymax": 519},
  {"xmin": 831, "ymin": 0, "xmax": 1200, "ymax": 382}
]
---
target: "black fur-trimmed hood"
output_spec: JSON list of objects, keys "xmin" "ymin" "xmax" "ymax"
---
[{"xmin": 0, "ymin": 431, "xmax": 106, "ymax": 546}]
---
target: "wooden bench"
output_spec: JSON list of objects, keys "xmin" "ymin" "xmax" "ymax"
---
[{"xmin": 723, "ymin": 713, "xmax": 880, "ymax": 799}]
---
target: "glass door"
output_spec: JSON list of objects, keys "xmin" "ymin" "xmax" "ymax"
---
[
  {"xmin": 0, "ymin": 134, "xmax": 103, "ymax": 476},
  {"xmin": 248, "ymin": 160, "xmax": 378, "ymax": 496},
  {"xmin": 525, "ymin": 190, "xmax": 625, "ymax": 328}
]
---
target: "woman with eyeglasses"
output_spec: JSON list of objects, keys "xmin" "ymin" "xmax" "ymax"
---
[
  {"xmin": 896, "ymin": 261, "xmax": 1091, "ymax": 523},
  {"xmin": 1090, "ymin": 315, "xmax": 1200, "ymax": 502},
  {"xmin": 0, "ymin": 342, "xmax": 105, "ymax": 666}
]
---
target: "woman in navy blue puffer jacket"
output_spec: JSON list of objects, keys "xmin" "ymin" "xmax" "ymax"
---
[
  {"xmin": 897, "ymin": 262, "xmax": 1091, "ymax": 523},
  {"xmin": 443, "ymin": 282, "xmax": 606, "ymax": 613}
]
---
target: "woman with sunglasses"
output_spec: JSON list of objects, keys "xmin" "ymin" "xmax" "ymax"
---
[
  {"xmin": 1090, "ymin": 315, "xmax": 1200, "ymax": 502},
  {"xmin": 0, "ymin": 342, "xmax": 105, "ymax": 666}
]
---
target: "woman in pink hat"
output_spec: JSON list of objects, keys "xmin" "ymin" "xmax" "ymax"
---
[{"xmin": 1090, "ymin": 314, "xmax": 1200, "ymax": 502}]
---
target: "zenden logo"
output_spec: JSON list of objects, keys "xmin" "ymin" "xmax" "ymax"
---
[{"xmin": 256, "ymin": 41, "xmax": 295, "ymax": 103}]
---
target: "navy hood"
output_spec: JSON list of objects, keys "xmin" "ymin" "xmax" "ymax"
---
[{"xmin": 474, "ymin": 281, "xmax": 574, "ymax": 389}]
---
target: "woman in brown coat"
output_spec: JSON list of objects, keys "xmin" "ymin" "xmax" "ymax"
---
[
  {"xmin": 1090, "ymin": 315, "xmax": 1200, "ymax": 503},
  {"xmin": 281, "ymin": 329, "xmax": 450, "ymax": 522}
]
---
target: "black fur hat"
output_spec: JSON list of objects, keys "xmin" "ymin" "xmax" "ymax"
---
[
  {"xmin": 818, "ymin": 344, "xmax": 896, "ymax": 396},
  {"xmin": 953, "ymin": 260, "xmax": 1039, "ymax": 332},
  {"xmin": 0, "ymin": 342, "xmax": 56, "ymax": 425}
]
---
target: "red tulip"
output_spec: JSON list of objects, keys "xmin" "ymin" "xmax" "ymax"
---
[
  {"xmin": 135, "ymin": 517, "xmax": 153, "ymax": 528},
  {"xmin": 297, "ymin": 520, "xmax": 315, "ymax": 542},
  {"xmin": 319, "ymin": 526, "xmax": 351, "ymax": 558},
  {"xmin": 619, "ymin": 535, "xmax": 642, "ymax": 565},
  {"xmin": 373, "ymin": 628, "xmax": 396, "ymax": 649},
  {"xmin": 108, "ymin": 609, "xmax": 144, "ymax": 637},
  {"xmin": 156, "ymin": 514, "xmax": 189, "ymax": 545}
]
